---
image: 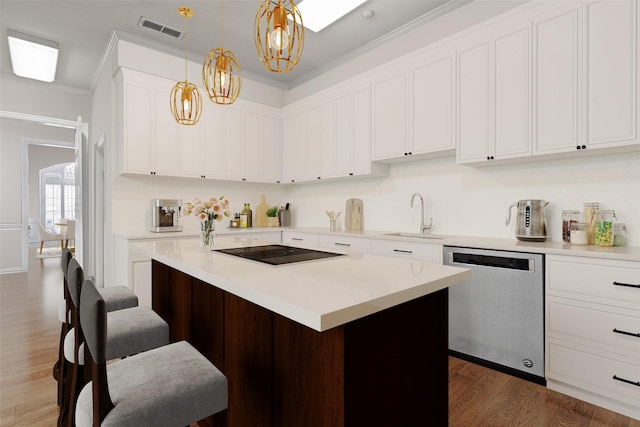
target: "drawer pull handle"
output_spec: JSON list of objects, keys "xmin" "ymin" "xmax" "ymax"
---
[
  {"xmin": 613, "ymin": 328, "xmax": 640, "ymax": 338},
  {"xmin": 292, "ymin": 238, "xmax": 303, "ymax": 241},
  {"xmin": 393, "ymin": 249, "xmax": 413, "ymax": 254},
  {"xmin": 334, "ymin": 243, "xmax": 351, "ymax": 247},
  {"xmin": 612, "ymin": 281, "xmax": 640, "ymax": 289},
  {"xmin": 613, "ymin": 375, "xmax": 640, "ymax": 387}
]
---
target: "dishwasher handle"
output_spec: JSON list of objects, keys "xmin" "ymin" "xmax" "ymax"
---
[{"xmin": 448, "ymin": 252, "xmax": 535, "ymax": 272}]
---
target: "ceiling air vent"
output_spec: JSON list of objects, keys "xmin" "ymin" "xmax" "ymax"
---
[{"xmin": 137, "ymin": 17, "xmax": 184, "ymax": 40}]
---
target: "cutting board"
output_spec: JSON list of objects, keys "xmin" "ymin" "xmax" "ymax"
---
[
  {"xmin": 255, "ymin": 195, "xmax": 269, "ymax": 227},
  {"xmin": 345, "ymin": 198, "xmax": 363, "ymax": 231}
]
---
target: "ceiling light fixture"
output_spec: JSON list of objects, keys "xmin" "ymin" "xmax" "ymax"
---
[
  {"xmin": 203, "ymin": 0, "xmax": 241, "ymax": 105},
  {"xmin": 255, "ymin": 0, "xmax": 304, "ymax": 73},
  {"xmin": 297, "ymin": 0, "xmax": 368, "ymax": 32},
  {"xmin": 7, "ymin": 30, "xmax": 59, "ymax": 83},
  {"xmin": 170, "ymin": 7, "xmax": 202, "ymax": 126}
]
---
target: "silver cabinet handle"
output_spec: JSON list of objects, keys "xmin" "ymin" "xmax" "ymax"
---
[
  {"xmin": 292, "ymin": 238, "xmax": 303, "ymax": 241},
  {"xmin": 334, "ymin": 242, "xmax": 351, "ymax": 247}
]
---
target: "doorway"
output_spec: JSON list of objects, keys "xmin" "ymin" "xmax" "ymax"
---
[{"xmin": 0, "ymin": 111, "xmax": 87, "ymax": 274}]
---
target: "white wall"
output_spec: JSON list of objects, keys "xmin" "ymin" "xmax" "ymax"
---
[
  {"xmin": 110, "ymin": 174, "xmax": 286, "ymax": 235},
  {"xmin": 285, "ymin": 152, "xmax": 640, "ymax": 246}
]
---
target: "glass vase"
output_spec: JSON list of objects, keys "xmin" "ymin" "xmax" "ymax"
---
[{"xmin": 200, "ymin": 219, "xmax": 215, "ymax": 248}]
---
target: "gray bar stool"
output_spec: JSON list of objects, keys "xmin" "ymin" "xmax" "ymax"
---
[
  {"xmin": 75, "ymin": 279, "xmax": 227, "ymax": 426},
  {"xmin": 55, "ymin": 249, "xmax": 139, "ymax": 425},
  {"xmin": 64, "ymin": 258, "xmax": 169, "ymax": 427}
]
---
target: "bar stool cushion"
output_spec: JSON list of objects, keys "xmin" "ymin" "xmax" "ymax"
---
[
  {"xmin": 63, "ymin": 307, "xmax": 168, "ymax": 364},
  {"xmin": 75, "ymin": 341, "xmax": 228, "ymax": 427},
  {"xmin": 100, "ymin": 286, "xmax": 138, "ymax": 312}
]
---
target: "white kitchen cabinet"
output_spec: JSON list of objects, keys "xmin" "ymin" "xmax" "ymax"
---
[
  {"xmin": 318, "ymin": 234, "xmax": 370, "ymax": 253},
  {"xmin": 584, "ymin": 0, "xmax": 638, "ymax": 149},
  {"xmin": 545, "ymin": 254, "xmax": 640, "ymax": 420},
  {"xmin": 457, "ymin": 21, "xmax": 532, "ymax": 165},
  {"xmin": 244, "ymin": 107, "xmax": 282, "ymax": 183},
  {"xmin": 281, "ymin": 108, "xmax": 320, "ymax": 183},
  {"xmin": 117, "ymin": 68, "xmax": 180, "ymax": 176},
  {"xmin": 369, "ymin": 239, "xmax": 442, "ymax": 263},
  {"xmin": 456, "ymin": 41, "xmax": 491, "ymax": 164},
  {"xmin": 282, "ymin": 83, "xmax": 386, "ymax": 183},
  {"xmin": 532, "ymin": 4, "xmax": 581, "ymax": 155},
  {"xmin": 372, "ymin": 68, "xmax": 408, "ymax": 160},
  {"xmin": 117, "ymin": 67, "xmax": 282, "ymax": 183},
  {"xmin": 411, "ymin": 50, "xmax": 456, "ymax": 158},
  {"xmin": 533, "ymin": 0, "xmax": 639, "ymax": 156},
  {"xmin": 282, "ymin": 230, "xmax": 319, "ymax": 248},
  {"xmin": 179, "ymin": 118, "xmax": 206, "ymax": 179}
]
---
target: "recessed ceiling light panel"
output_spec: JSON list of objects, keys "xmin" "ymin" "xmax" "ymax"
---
[
  {"xmin": 7, "ymin": 30, "xmax": 59, "ymax": 83},
  {"xmin": 297, "ymin": 0, "xmax": 368, "ymax": 32}
]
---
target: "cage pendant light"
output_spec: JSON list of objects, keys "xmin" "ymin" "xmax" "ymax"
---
[
  {"xmin": 202, "ymin": 0, "xmax": 241, "ymax": 105},
  {"xmin": 255, "ymin": 0, "xmax": 304, "ymax": 73},
  {"xmin": 170, "ymin": 7, "xmax": 202, "ymax": 125}
]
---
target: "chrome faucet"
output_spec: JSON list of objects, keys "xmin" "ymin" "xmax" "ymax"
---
[{"xmin": 410, "ymin": 193, "xmax": 433, "ymax": 234}]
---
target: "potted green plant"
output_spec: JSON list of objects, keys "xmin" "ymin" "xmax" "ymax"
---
[{"xmin": 266, "ymin": 206, "xmax": 280, "ymax": 227}]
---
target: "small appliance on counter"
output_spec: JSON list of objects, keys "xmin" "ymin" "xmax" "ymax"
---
[
  {"xmin": 151, "ymin": 199, "xmax": 182, "ymax": 232},
  {"xmin": 505, "ymin": 199, "xmax": 548, "ymax": 241}
]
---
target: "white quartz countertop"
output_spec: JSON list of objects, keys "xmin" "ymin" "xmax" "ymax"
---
[
  {"xmin": 119, "ymin": 226, "xmax": 640, "ymax": 262},
  {"xmin": 287, "ymin": 228, "xmax": 640, "ymax": 262},
  {"xmin": 132, "ymin": 237, "xmax": 471, "ymax": 332}
]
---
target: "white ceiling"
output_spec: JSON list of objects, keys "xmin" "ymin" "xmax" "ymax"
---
[{"xmin": 0, "ymin": 0, "xmax": 520, "ymax": 94}]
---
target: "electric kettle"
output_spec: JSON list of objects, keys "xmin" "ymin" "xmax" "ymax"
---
[{"xmin": 505, "ymin": 200, "xmax": 549, "ymax": 241}]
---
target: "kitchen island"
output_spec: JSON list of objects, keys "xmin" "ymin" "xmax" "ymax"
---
[{"xmin": 132, "ymin": 237, "xmax": 470, "ymax": 427}]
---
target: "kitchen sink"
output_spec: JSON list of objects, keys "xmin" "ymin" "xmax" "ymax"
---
[{"xmin": 384, "ymin": 232, "xmax": 448, "ymax": 240}]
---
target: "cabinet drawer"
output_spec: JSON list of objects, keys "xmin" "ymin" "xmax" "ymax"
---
[
  {"xmin": 548, "ymin": 299, "xmax": 640, "ymax": 355},
  {"xmin": 282, "ymin": 231, "xmax": 318, "ymax": 248},
  {"xmin": 318, "ymin": 235, "xmax": 369, "ymax": 252},
  {"xmin": 547, "ymin": 255, "xmax": 640, "ymax": 306},
  {"xmin": 548, "ymin": 342, "xmax": 640, "ymax": 408},
  {"xmin": 370, "ymin": 240, "xmax": 442, "ymax": 263}
]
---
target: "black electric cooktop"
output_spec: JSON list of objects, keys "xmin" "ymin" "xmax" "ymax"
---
[{"xmin": 214, "ymin": 244, "xmax": 344, "ymax": 266}]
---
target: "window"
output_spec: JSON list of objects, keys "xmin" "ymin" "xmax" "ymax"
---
[{"xmin": 40, "ymin": 162, "xmax": 75, "ymax": 231}]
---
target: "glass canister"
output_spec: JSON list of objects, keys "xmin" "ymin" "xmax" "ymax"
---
[
  {"xmin": 570, "ymin": 222, "xmax": 589, "ymax": 245},
  {"xmin": 583, "ymin": 202, "xmax": 600, "ymax": 245},
  {"xmin": 562, "ymin": 210, "xmax": 581, "ymax": 243},
  {"xmin": 594, "ymin": 210, "xmax": 616, "ymax": 246},
  {"xmin": 613, "ymin": 223, "xmax": 627, "ymax": 246}
]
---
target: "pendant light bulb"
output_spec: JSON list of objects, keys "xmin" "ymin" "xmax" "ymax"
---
[{"xmin": 268, "ymin": 6, "xmax": 289, "ymax": 50}]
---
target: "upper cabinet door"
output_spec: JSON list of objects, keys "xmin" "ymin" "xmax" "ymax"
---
[
  {"xmin": 120, "ymin": 81, "xmax": 153, "ymax": 174},
  {"xmin": 372, "ymin": 70, "xmax": 408, "ymax": 160},
  {"xmin": 411, "ymin": 52, "xmax": 456, "ymax": 156},
  {"xmin": 585, "ymin": 0, "xmax": 637, "ymax": 147},
  {"xmin": 456, "ymin": 41, "xmax": 491, "ymax": 163},
  {"xmin": 494, "ymin": 25, "xmax": 532, "ymax": 159},
  {"xmin": 533, "ymin": 5, "xmax": 581, "ymax": 155}
]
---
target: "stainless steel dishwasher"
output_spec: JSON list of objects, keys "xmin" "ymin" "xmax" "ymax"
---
[{"xmin": 443, "ymin": 246, "xmax": 545, "ymax": 385}]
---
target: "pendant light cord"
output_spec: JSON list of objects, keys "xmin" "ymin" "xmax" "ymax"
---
[
  {"xmin": 184, "ymin": 12, "xmax": 188, "ymax": 80},
  {"xmin": 220, "ymin": 0, "xmax": 224, "ymax": 49}
]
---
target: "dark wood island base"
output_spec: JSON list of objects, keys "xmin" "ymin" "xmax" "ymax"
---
[{"xmin": 152, "ymin": 260, "xmax": 449, "ymax": 427}]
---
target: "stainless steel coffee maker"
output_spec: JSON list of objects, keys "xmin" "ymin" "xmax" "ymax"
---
[
  {"xmin": 151, "ymin": 199, "xmax": 182, "ymax": 232},
  {"xmin": 505, "ymin": 199, "xmax": 549, "ymax": 241}
]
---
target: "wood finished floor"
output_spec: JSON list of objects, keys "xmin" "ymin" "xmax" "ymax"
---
[{"xmin": 1, "ymin": 248, "xmax": 639, "ymax": 426}]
